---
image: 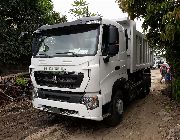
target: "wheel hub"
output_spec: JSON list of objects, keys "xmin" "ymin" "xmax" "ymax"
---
[{"xmin": 116, "ymin": 99, "xmax": 123, "ymax": 114}]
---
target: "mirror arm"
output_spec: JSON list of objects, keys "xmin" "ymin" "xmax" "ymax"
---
[{"xmin": 103, "ymin": 55, "xmax": 110, "ymax": 63}]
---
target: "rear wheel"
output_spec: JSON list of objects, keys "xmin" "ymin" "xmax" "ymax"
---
[
  {"xmin": 140, "ymin": 73, "xmax": 151, "ymax": 98},
  {"xmin": 105, "ymin": 90, "xmax": 124, "ymax": 126},
  {"xmin": 139, "ymin": 82, "xmax": 150, "ymax": 98},
  {"xmin": 144, "ymin": 85, "xmax": 150, "ymax": 95}
]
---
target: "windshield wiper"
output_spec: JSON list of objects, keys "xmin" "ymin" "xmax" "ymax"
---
[
  {"xmin": 55, "ymin": 51, "xmax": 79, "ymax": 57},
  {"xmin": 37, "ymin": 53, "xmax": 52, "ymax": 58}
]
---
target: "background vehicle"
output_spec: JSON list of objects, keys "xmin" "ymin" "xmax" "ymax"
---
[
  {"xmin": 152, "ymin": 60, "xmax": 159, "ymax": 69},
  {"xmin": 153, "ymin": 56, "xmax": 166, "ymax": 68},
  {"xmin": 30, "ymin": 17, "xmax": 153, "ymax": 126}
]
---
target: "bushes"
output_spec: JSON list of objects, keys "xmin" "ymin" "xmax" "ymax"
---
[
  {"xmin": 172, "ymin": 78, "xmax": 180, "ymax": 101},
  {"xmin": 0, "ymin": 73, "xmax": 32, "ymax": 102},
  {"xmin": 15, "ymin": 77, "xmax": 28, "ymax": 87}
]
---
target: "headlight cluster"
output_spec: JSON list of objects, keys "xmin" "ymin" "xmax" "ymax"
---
[{"xmin": 81, "ymin": 95, "xmax": 99, "ymax": 110}]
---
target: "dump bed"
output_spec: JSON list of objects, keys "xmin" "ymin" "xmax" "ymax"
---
[{"xmin": 117, "ymin": 18, "xmax": 153, "ymax": 73}]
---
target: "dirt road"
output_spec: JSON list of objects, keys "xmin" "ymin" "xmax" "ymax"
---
[{"xmin": 0, "ymin": 69, "xmax": 180, "ymax": 140}]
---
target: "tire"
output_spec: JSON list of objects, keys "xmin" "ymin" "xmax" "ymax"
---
[
  {"xmin": 139, "ymin": 83, "xmax": 150, "ymax": 98},
  {"xmin": 105, "ymin": 90, "xmax": 124, "ymax": 126},
  {"xmin": 144, "ymin": 85, "xmax": 150, "ymax": 95},
  {"xmin": 140, "ymin": 73, "xmax": 151, "ymax": 98}
]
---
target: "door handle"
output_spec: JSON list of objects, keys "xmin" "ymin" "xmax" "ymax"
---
[{"xmin": 115, "ymin": 66, "xmax": 120, "ymax": 70}]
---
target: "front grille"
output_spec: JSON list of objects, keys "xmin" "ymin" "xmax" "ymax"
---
[
  {"xmin": 34, "ymin": 71, "xmax": 84, "ymax": 89},
  {"xmin": 37, "ymin": 89, "xmax": 84, "ymax": 103}
]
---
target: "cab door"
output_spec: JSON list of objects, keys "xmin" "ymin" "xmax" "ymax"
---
[{"xmin": 99, "ymin": 24, "xmax": 127, "ymax": 104}]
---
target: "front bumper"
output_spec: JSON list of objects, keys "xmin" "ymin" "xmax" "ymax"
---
[{"xmin": 32, "ymin": 94, "xmax": 103, "ymax": 121}]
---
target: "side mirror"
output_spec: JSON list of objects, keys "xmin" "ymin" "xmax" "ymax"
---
[
  {"xmin": 108, "ymin": 44, "xmax": 119, "ymax": 56},
  {"xmin": 108, "ymin": 26, "xmax": 119, "ymax": 44},
  {"xmin": 103, "ymin": 45, "xmax": 119, "ymax": 63},
  {"xmin": 125, "ymin": 29, "xmax": 128, "ymax": 50}
]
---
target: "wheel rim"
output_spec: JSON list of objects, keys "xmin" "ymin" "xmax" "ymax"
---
[{"xmin": 116, "ymin": 99, "xmax": 123, "ymax": 115}]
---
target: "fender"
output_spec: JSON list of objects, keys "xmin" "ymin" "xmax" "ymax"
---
[
  {"xmin": 102, "ymin": 78, "xmax": 128, "ymax": 117},
  {"xmin": 112, "ymin": 78, "xmax": 127, "ymax": 101}
]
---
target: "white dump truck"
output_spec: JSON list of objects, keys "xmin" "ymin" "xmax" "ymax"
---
[{"xmin": 30, "ymin": 17, "xmax": 153, "ymax": 126}]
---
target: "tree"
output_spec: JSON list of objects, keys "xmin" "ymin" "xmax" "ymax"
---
[
  {"xmin": 69, "ymin": 0, "xmax": 100, "ymax": 19},
  {"xmin": 116, "ymin": 0, "xmax": 180, "ymax": 74},
  {"xmin": 0, "ymin": 0, "xmax": 67, "ymax": 66}
]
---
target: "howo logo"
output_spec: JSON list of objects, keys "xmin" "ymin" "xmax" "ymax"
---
[
  {"xmin": 52, "ymin": 75, "xmax": 57, "ymax": 83},
  {"xmin": 44, "ymin": 66, "xmax": 65, "ymax": 71}
]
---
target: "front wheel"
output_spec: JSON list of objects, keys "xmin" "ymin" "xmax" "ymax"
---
[{"xmin": 105, "ymin": 90, "xmax": 124, "ymax": 126}]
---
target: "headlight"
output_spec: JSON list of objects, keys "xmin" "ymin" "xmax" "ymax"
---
[{"xmin": 81, "ymin": 95, "xmax": 99, "ymax": 110}]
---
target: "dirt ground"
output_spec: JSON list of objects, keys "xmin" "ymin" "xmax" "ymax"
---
[{"xmin": 0, "ymin": 69, "xmax": 180, "ymax": 140}]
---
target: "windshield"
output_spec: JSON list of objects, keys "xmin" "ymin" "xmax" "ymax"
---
[{"xmin": 33, "ymin": 24, "xmax": 100, "ymax": 57}]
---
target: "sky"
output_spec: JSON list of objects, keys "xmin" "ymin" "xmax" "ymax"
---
[{"xmin": 52, "ymin": 0, "xmax": 143, "ymax": 32}]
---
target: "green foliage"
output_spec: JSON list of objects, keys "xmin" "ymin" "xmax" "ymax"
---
[
  {"xmin": 172, "ymin": 78, "xmax": 180, "ymax": 101},
  {"xmin": 161, "ymin": 7, "xmax": 180, "ymax": 41},
  {"xmin": 69, "ymin": 0, "xmax": 100, "ymax": 19},
  {"xmin": 116, "ymin": 0, "xmax": 149, "ymax": 20},
  {"xmin": 15, "ymin": 77, "xmax": 28, "ymax": 87},
  {"xmin": 0, "ymin": 0, "xmax": 67, "ymax": 65}
]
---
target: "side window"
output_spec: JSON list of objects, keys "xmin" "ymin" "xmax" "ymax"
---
[
  {"xmin": 102, "ymin": 25, "xmax": 109, "ymax": 56},
  {"xmin": 102, "ymin": 25, "xmax": 119, "ymax": 56},
  {"xmin": 109, "ymin": 25, "xmax": 119, "ymax": 45}
]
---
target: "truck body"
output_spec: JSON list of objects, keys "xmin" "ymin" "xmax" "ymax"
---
[{"xmin": 30, "ymin": 17, "xmax": 153, "ymax": 125}]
